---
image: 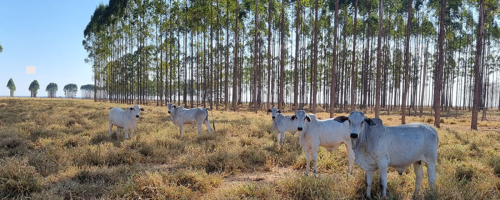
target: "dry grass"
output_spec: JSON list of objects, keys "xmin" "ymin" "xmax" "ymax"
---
[{"xmin": 0, "ymin": 98, "xmax": 500, "ymax": 199}]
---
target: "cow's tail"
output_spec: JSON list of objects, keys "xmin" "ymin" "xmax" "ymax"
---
[{"xmin": 205, "ymin": 108, "xmax": 215, "ymax": 131}]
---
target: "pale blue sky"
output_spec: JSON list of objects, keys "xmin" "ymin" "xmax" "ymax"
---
[{"xmin": 0, "ymin": 0, "xmax": 104, "ymax": 97}]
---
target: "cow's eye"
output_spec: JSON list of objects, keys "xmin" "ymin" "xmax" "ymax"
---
[{"xmin": 361, "ymin": 121, "xmax": 364, "ymax": 124}]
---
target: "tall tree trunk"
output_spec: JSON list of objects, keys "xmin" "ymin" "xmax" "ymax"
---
[
  {"xmin": 375, "ymin": 0, "xmax": 383, "ymax": 118},
  {"xmin": 434, "ymin": 0, "xmax": 445, "ymax": 128},
  {"xmin": 224, "ymin": 0, "xmax": 229, "ymax": 110},
  {"xmin": 472, "ymin": 0, "xmax": 484, "ymax": 130},
  {"xmin": 233, "ymin": 0, "xmax": 239, "ymax": 111},
  {"xmin": 401, "ymin": 0, "xmax": 412, "ymax": 124},
  {"xmin": 351, "ymin": 0, "xmax": 358, "ymax": 112},
  {"xmin": 420, "ymin": 39, "xmax": 428, "ymax": 117},
  {"xmin": 279, "ymin": 0, "xmax": 285, "ymax": 110},
  {"xmin": 253, "ymin": 0, "xmax": 259, "ymax": 113},
  {"xmin": 294, "ymin": 0, "xmax": 300, "ymax": 113},
  {"xmin": 311, "ymin": 0, "xmax": 319, "ymax": 114},
  {"xmin": 330, "ymin": 0, "xmax": 339, "ymax": 118}
]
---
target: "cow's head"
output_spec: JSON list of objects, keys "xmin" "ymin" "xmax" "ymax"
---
[
  {"xmin": 290, "ymin": 110, "xmax": 311, "ymax": 131},
  {"xmin": 129, "ymin": 104, "xmax": 145, "ymax": 118},
  {"xmin": 334, "ymin": 111, "xmax": 376, "ymax": 139},
  {"xmin": 167, "ymin": 103, "xmax": 174, "ymax": 113},
  {"xmin": 267, "ymin": 107, "xmax": 281, "ymax": 119}
]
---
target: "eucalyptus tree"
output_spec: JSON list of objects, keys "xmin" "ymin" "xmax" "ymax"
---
[
  {"xmin": 29, "ymin": 80, "xmax": 40, "ymax": 97},
  {"xmin": 80, "ymin": 84, "xmax": 95, "ymax": 99},
  {"xmin": 434, "ymin": 0, "xmax": 446, "ymax": 128},
  {"xmin": 350, "ymin": 0, "xmax": 358, "ymax": 112},
  {"xmin": 401, "ymin": 0, "xmax": 412, "ymax": 124},
  {"xmin": 46, "ymin": 83, "xmax": 58, "ymax": 98},
  {"xmin": 0, "ymin": 42, "xmax": 3, "ymax": 53},
  {"xmin": 375, "ymin": 0, "xmax": 383, "ymax": 118},
  {"xmin": 472, "ymin": 0, "xmax": 485, "ymax": 130},
  {"xmin": 63, "ymin": 83, "xmax": 78, "ymax": 98},
  {"xmin": 232, "ymin": 0, "xmax": 240, "ymax": 111},
  {"xmin": 6, "ymin": 78, "xmax": 16, "ymax": 97}
]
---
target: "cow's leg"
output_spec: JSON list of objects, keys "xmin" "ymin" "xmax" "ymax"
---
[
  {"xmin": 378, "ymin": 165, "xmax": 389, "ymax": 196},
  {"xmin": 280, "ymin": 131, "xmax": 286, "ymax": 145},
  {"xmin": 346, "ymin": 143, "xmax": 355, "ymax": 176},
  {"xmin": 312, "ymin": 144, "xmax": 319, "ymax": 174},
  {"xmin": 204, "ymin": 119, "xmax": 213, "ymax": 135},
  {"xmin": 124, "ymin": 127, "xmax": 129, "ymax": 139},
  {"xmin": 179, "ymin": 121, "xmax": 184, "ymax": 137},
  {"xmin": 427, "ymin": 161, "xmax": 437, "ymax": 189},
  {"xmin": 413, "ymin": 162, "xmax": 424, "ymax": 197},
  {"xmin": 365, "ymin": 170, "xmax": 374, "ymax": 199},
  {"xmin": 115, "ymin": 127, "xmax": 121, "ymax": 138},
  {"xmin": 197, "ymin": 122, "xmax": 203, "ymax": 135},
  {"xmin": 109, "ymin": 122, "xmax": 113, "ymax": 137},
  {"xmin": 303, "ymin": 146, "xmax": 311, "ymax": 176},
  {"xmin": 129, "ymin": 129, "xmax": 133, "ymax": 138}
]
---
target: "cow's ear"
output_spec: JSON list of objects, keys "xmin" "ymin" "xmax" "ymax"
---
[
  {"xmin": 365, "ymin": 118, "xmax": 376, "ymax": 126},
  {"xmin": 334, "ymin": 116, "xmax": 349, "ymax": 123},
  {"xmin": 140, "ymin": 108, "xmax": 145, "ymax": 111},
  {"xmin": 267, "ymin": 109, "xmax": 272, "ymax": 112},
  {"xmin": 129, "ymin": 107, "xmax": 134, "ymax": 110},
  {"xmin": 173, "ymin": 105, "xmax": 176, "ymax": 108},
  {"xmin": 277, "ymin": 109, "xmax": 281, "ymax": 113},
  {"xmin": 305, "ymin": 115, "xmax": 311, "ymax": 122},
  {"xmin": 291, "ymin": 115, "xmax": 296, "ymax": 121}
]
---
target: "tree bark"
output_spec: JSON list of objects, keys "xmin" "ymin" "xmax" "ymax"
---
[
  {"xmin": 472, "ymin": 0, "xmax": 484, "ymax": 130},
  {"xmin": 434, "ymin": 0, "xmax": 445, "ymax": 128},
  {"xmin": 375, "ymin": 0, "xmax": 383, "ymax": 118}
]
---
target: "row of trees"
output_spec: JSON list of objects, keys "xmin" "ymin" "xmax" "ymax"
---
[
  {"xmin": 83, "ymin": 0, "xmax": 499, "ymax": 129},
  {"xmin": 6, "ymin": 79, "xmax": 94, "ymax": 98}
]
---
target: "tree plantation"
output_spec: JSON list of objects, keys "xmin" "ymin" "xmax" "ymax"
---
[{"xmin": 83, "ymin": 0, "xmax": 500, "ymax": 129}]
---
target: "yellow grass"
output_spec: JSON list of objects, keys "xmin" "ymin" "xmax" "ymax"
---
[{"xmin": 0, "ymin": 97, "xmax": 500, "ymax": 199}]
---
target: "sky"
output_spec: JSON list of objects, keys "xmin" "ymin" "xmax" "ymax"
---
[{"xmin": 0, "ymin": 0, "xmax": 105, "ymax": 97}]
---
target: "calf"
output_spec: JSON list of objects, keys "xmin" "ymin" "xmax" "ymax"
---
[
  {"xmin": 108, "ymin": 105, "xmax": 144, "ymax": 139},
  {"xmin": 334, "ymin": 111, "xmax": 438, "ymax": 198},
  {"xmin": 167, "ymin": 103, "xmax": 214, "ymax": 137},
  {"xmin": 273, "ymin": 113, "xmax": 300, "ymax": 145},
  {"xmin": 292, "ymin": 110, "xmax": 355, "ymax": 176}
]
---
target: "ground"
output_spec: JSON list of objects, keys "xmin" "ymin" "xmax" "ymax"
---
[{"xmin": 0, "ymin": 98, "xmax": 500, "ymax": 199}]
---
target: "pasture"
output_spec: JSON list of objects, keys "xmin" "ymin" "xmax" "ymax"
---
[{"xmin": 1, "ymin": 98, "xmax": 500, "ymax": 199}]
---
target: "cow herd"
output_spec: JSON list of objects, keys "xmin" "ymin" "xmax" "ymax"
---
[{"xmin": 108, "ymin": 104, "xmax": 439, "ymax": 198}]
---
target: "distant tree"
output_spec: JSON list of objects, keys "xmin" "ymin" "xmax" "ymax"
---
[
  {"xmin": 46, "ymin": 83, "xmax": 58, "ymax": 98},
  {"xmin": 63, "ymin": 83, "xmax": 78, "ymax": 98},
  {"xmin": 80, "ymin": 84, "xmax": 95, "ymax": 99},
  {"xmin": 29, "ymin": 80, "xmax": 40, "ymax": 97},
  {"xmin": 0, "ymin": 42, "xmax": 3, "ymax": 53},
  {"xmin": 6, "ymin": 78, "xmax": 16, "ymax": 97}
]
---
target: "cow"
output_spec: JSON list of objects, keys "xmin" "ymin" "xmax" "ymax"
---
[
  {"xmin": 291, "ymin": 110, "xmax": 355, "ymax": 176},
  {"xmin": 267, "ymin": 107, "xmax": 300, "ymax": 145},
  {"xmin": 108, "ymin": 104, "xmax": 144, "ymax": 139},
  {"xmin": 167, "ymin": 103, "xmax": 214, "ymax": 137},
  {"xmin": 334, "ymin": 111, "xmax": 438, "ymax": 198},
  {"xmin": 273, "ymin": 113, "xmax": 300, "ymax": 145}
]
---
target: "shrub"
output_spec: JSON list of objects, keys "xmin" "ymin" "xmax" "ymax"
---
[{"xmin": 0, "ymin": 157, "xmax": 41, "ymax": 198}]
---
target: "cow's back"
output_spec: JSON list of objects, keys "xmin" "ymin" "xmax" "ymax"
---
[
  {"xmin": 384, "ymin": 123, "xmax": 438, "ymax": 168},
  {"xmin": 178, "ymin": 107, "xmax": 207, "ymax": 123},
  {"xmin": 109, "ymin": 107, "xmax": 125, "ymax": 126}
]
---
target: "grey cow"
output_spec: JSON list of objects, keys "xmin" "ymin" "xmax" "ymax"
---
[{"xmin": 334, "ymin": 111, "xmax": 438, "ymax": 198}]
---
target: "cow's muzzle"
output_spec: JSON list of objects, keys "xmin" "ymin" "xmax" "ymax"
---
[
  {"xmin": 350, "ymin": 133, "xmax": 358, "ymax": 139},
  {"xmin": 136, "ymin": 115, "xmax": 140, "ymax": 118},
  {"xmin": 272, "ymin": 116, "xmax": 276, "ymax": 119},
  {"xmin": 168, "ymin": 111, "xmax": 171, "ymax": 113},
  {"xmin": 298, "ymin": 127, "xmax": 303, "ymax": 131}
]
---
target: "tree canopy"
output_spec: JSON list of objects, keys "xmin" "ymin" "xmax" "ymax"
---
[
  {"xmin": 29, "ymin": 80, "xmax": 40, "ymax": 97},
  {"xmin": 46, "ymin": 83, "xmax": 58, "ymax": 98},
  {"xmin": 7, "ymin": 78, "xmax": 16, "ymax": 97},
  {"xmin": 63, "ymin": 83, "xmax": 78, "ymax": 98}
]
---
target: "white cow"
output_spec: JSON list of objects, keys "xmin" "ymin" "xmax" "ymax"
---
[
  {"xmin": 334, "ymin": 111, "xmax": 438, "ymax": 198},
  {"xmin": 291, "ymin": 110, "xmax": 355, "ymax": 176},
  {"xmin": 167, "ymin": 103, "xmax": 214, "ymax": 137},
  {"xmin": 108, "ymin": 105, "xmax": 144, "ymax": 139},
  {"xmin": 267, "ymin": 107, "xmax": 299, "ymax": 145}
]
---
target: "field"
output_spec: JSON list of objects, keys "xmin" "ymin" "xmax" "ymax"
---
[{"xmin": 1, "ymin": 98, "xmax": 500, "ymax": 199}]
